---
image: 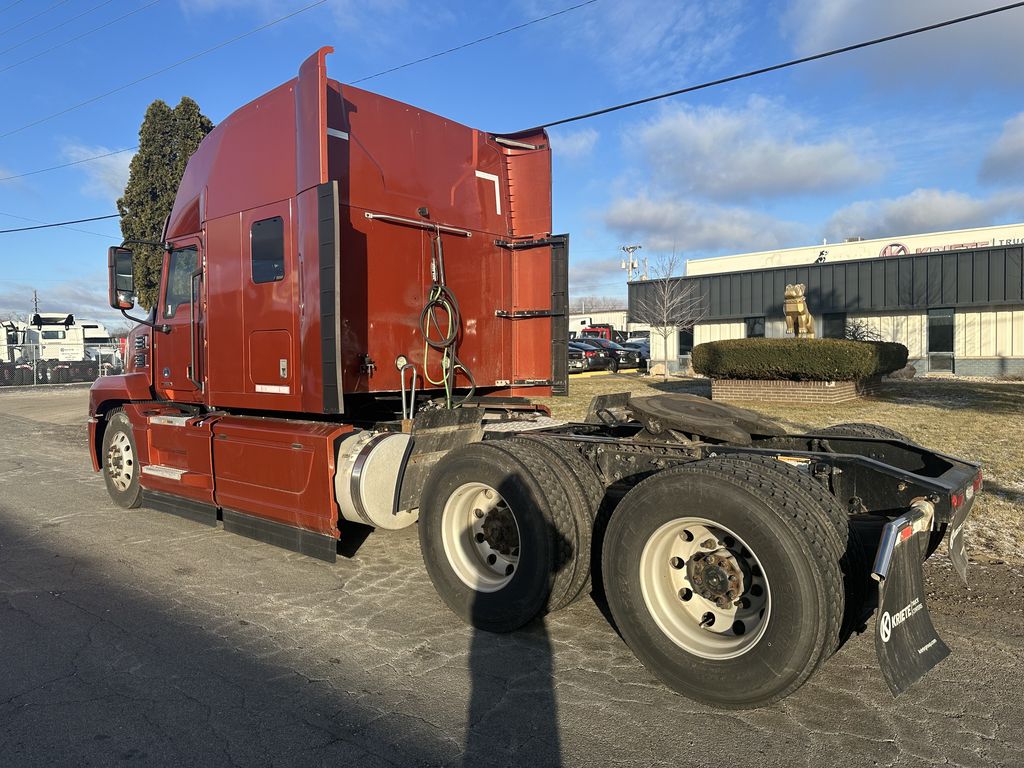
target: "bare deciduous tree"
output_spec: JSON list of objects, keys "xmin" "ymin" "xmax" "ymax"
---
[
  {"xmin": 844, "ymin": 319, "xmax": 883, "ymax": 342},
  {"xmin": 569, "ymin": 295, "xmax": 625, "ymax": 313},
  {"xmin": 630, "ymin": 252, "xmax": 706, "ymax": 380}
]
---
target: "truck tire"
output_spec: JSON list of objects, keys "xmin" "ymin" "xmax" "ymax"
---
[
  {"xmin": 601, "ymin": 460, "xmax": 844, "ymax": 709},
  {"xmin": 102, "ymin": 410, "xmax": 143, "ymax": 509},
  {"xmin": 497, "ymin": 436, "xmax": 602, "ymax": 608},
  {"xmin": 708, "ymin": 453, "xmax": 870, "ymax": 648},
  {"xmin": 819, "ymin": 422, "xmax": 915, "ymax": 444},
  {"xmin": 418, "ymin": 441, "xmax": 587, "ymax": 632}
]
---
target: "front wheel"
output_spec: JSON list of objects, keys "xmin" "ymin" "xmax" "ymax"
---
[
  {"xmin": 102, "ymin": 410, "xmax": 143, "ymax": 508},
  {"xmin": 608, "ymin": 359, "xmax": 619, "ymax": 373},
  {"xmin": 602, "ymin": 461, "xmax": 843, "ymax": 709}
]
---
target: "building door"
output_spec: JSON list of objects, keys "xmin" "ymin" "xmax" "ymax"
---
[{"xmin": 927, "ymin": 308, "xmax": 954, "ymax": 373}]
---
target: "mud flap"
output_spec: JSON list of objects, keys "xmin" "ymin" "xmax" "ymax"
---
[
  {"xmin": 947, "ymin": 497, "xmax": 972, "ymax": 586},
  {"xmin": 872, "ymin": 513, "xmax": 950, "ymax": 696}
]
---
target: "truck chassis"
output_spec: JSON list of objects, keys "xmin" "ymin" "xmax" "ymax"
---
[{"xmin": 90, "ymin": 389, "xmax": 980, "ymax": 709}]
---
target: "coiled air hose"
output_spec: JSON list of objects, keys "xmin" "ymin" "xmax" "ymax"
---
[{"xmin": 419, "ymin": 228, "xmax": 475, "ymax": 408}]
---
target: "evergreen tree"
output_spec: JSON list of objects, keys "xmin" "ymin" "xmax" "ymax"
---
[{"xmin": 117, "ymin": 97, "xmax": 214, "ymax": 309}]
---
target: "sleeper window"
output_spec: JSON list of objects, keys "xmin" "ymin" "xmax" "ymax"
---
[{"xmin": 251, "ymin": 217, "xmax": 285, "ymax": 284}]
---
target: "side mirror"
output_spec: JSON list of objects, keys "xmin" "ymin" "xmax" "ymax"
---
[{"xmin": 108, "ymin": 246, "xmax": 135, "ymax": 310}]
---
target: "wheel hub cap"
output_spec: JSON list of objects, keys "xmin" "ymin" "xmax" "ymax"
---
[
  {"xmin": 688, "ymin": 549, "xmax": 746, "ymax": 608},
  {"xmin": 639, "ymin": 518, "xmax": 771, "ymax": 660},
  {"xmin": 441, "ymin": 482, "xmax": 521, "ymax": 592}
]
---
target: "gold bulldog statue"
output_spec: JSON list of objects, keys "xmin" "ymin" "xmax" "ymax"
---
[{"xmin": 783, "ymin": 283, "xmax": 816, "ymax": 338}]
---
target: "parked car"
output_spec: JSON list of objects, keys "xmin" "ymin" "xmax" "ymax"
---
[
  {"xmin": 621, "ymin": 339, "xmax": 651, "ymax": 367},
  {"xmin": 575, "ymin": 338, "xmax": 641, "ymax": 372},
  {"xmin": 568, "ymin": 341, "xmax": 612, "ymax": 373}
]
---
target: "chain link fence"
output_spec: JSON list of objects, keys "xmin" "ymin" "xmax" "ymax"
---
[{"xmin": 0, "ymin": 344, "xmax": 124, "ymax": 387}]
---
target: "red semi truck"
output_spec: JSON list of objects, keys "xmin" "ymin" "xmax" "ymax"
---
[{"xmin": 89, "ymin": 48, "xmax": 982, "ymax": 708}]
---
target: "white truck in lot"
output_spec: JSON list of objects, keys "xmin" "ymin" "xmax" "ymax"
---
[{"xmin": 0, "ymin": 314, "xmax": 121, "ymax": 385}]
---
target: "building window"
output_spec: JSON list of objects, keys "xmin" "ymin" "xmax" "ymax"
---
[
  {"xmin": 744, "ymin": 316, "xmax": 765, "ymax": 338},
  {"xmin": 823, "ymin": 313, "xmax": 847, "ymax": 339},
  {"xmin": 678, "ymin": 328, "xmax": 694, "ymax": 353},
  {"xmin": 251, "ymin": 216, "xmax": 285, "ymax": 284}
]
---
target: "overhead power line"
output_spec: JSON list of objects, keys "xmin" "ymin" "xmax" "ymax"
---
[
  {"xmin": 0, "ymin": 0, "xmax": 162, "ymax": 76},
  {"xmin": 0, "ymin": 1, "xmax": 27, "ymax": 15},
  {"xmin": 0, "ymin": 0, "xmax": 115, "ymax": 57},
  {"xmin": 0, "ymin": 0, "xmax": 328, "ymax": 139},
  {"xmin": 352, "ymin": 0, "xmax": 598, "ymax": 84},
  {"xmin": 0, "ymin": 0, "xmax": 69, "ymax": 38},
  {"xmin": 520, "ymin": 1, "xmax": 1024, "ymax": 132},
  {"xmin": 0, "ymin": 212, "xmax": 119, "ymax": 236},
  {"xmin": 5, "ymin": 2, "xmax": 1024, "ymax": 236},
  {"xmin": 0, "ymin": 146, "xmax": 137, "ymax": 182}
]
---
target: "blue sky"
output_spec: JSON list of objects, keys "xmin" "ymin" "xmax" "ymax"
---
[{"xmin": 3, "ymin": 0, "xmax": 1024, "ymax": 324}]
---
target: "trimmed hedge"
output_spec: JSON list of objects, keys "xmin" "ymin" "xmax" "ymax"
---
[{"xmin": 691, "ymin": 338, "xmax": 908, "ymax": 381}]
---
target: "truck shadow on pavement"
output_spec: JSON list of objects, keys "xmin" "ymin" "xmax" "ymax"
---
[
  {"xmin": 463, "ymin": 476, "xmax": 570, "ymax": 767},
  {"xmin": 0, "ymin": 510, "xmax": 519, "ymax": 767}
]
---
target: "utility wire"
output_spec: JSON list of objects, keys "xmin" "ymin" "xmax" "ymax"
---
[
  {"xmin": 0, "ymin": 0, "xmax": 69, "ymax": 38},
  {"xmin": 352, "ymin": 0, "xmax": 598, "ymax": 84},
  {"xmin": 0, "ymin": 146, "xmax": 137, "ymax": 182},
  {"xmin": 0, "ymin": 0, "xmax": 328, "ymax": 139},
  {"xmin": 0, "ymin": 1, "xmax": 27, "ymax": 15},
  {"xmin": 6, "ymin": 2, "xmax": 1024, "ymax": 230},
  {"xmin": 0, "ymin": 0, "xmax": 115, "ymax": 57},
  {"xmin": 520, "ymin": 1, "xmax": 1024, "ymax": 132},
  {"xmin": 0, "ymin": 0, "xmax": 162, "ymax": 75},
  {"xmin": 0, "ymin": 212, "xmax": 120, "ymax": 236}
]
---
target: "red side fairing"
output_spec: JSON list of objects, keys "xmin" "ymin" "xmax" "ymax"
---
[{"xmin": 211, "ymin": 416, "xmax": 353, "ymax": 538}]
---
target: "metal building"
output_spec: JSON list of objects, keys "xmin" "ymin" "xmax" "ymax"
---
[{"xmin": 627, "ymin": 223, "xmax": 1024, "ymax": 376}]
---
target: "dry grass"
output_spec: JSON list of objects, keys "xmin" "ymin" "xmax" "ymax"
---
[{"xmin": 536, "ymin": 371, "xmax": 1024, "ymax": 563}]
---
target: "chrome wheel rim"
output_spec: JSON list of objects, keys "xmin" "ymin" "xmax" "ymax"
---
[
  {"xmin": 639, "ymin": 517, "xmax": 771, "ymax": 659},
  {"xmin": 441, "ymin": 482, "xmax": 520, "ymax": 592},
  {"xmin": 106, "ymin": 431, "xmax": 135, "ymax": 492}
]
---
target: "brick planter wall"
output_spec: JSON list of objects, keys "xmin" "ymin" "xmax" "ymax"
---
[{"xmin": 711, "ymin": 376, "xmax": 882, "ymax": 404}]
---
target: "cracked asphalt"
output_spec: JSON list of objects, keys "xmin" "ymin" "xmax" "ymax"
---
[{"xmin": 1, "ymin": 386, "xmax": 1022, "ymax": 767}]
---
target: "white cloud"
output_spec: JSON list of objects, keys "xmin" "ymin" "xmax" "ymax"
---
[
  {"xmin": 979, "ymin": 113, "xmax": 1024, "ymax": 185},
  {"xmin": 62, "ymin": 144, "xmax": 134, "ymax": 203},
  {"xmin": 825, "ymin": 188, "xmax": 1024, "ymax": 240},
  {"xmin": 633, "ymin": 98, "xmax": 882, "ymax": 201},
  {"xmin": 0, "ymin": 278, "xmax": 125, "ymax": 327},
  {"xmin": 533, "ymin": 0, "xmax": 746, "ymax": 87},
  {"xmin": 783, "ymin": 1, "xmax": 1024, "ymax": 86},
  {"xmin": 551, "ymin": 127, "xmax": 598, "ymax": 160},
  {"xmin": 605, "ymin": 193, "xmax": 804, "ymax": 253}
]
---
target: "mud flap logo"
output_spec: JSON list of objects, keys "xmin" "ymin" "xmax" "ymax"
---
[{"xmin": 878, "ymin": 598, "xmax": 923, "ymax": 643}]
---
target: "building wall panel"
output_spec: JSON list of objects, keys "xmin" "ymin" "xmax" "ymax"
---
[
  {"xmin": 996, "ymin": 311, "xmax": 1013, "ymax": 356},
  {"xmin": 1013, "ymin": 311, "xmax": 1024, "ymax": 356}
]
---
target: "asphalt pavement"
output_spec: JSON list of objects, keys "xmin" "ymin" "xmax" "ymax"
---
[{"xmin": 1, "ymin": 386, "xmax": 1021, "ymax": 767}]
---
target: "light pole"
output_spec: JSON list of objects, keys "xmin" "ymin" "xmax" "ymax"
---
[{"xmin": 620, "ymin": 244, "xmax": 642, "ymax": 283}]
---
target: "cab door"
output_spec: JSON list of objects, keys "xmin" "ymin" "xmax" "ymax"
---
[{"xmin": 155, "ymin": 239, "xmax": 205, "ymax": 403}]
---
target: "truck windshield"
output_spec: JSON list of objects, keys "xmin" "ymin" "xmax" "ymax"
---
[{"xmin": 41, "ymin": 330, "xmax": 66, "ymax": 340}]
